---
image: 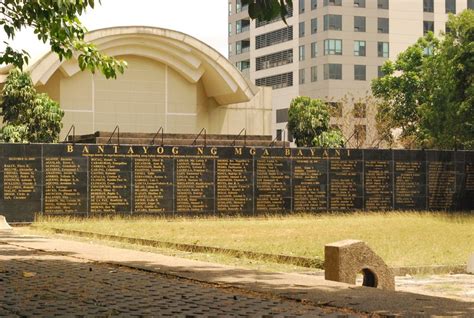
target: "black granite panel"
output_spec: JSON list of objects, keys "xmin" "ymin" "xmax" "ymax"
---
[
  {"xmin": 133, "ymin": 157, "xmax": 174, "ymax": 213},
  {"xmin": 329, "ymin": 149, "xmax": 363, "ymax": 211},
  {"xmin": 255, "ymin": 156, "xmax": 291, "ymax": 214},
  {"xmin": 393, "ymin": 150, "xmax": 427, "ymax": 210},
  {"xmin": 216, "ymin": 158, "xmax": 254, "ymax": 214},
  {"xmin": 364, "ymin": 150, "xmax": 394, "ymax": 211},
  {"xmin": 292, "ymin": 157, "xmax": 328, "ymax": 212},
  {"xmin": 175, "ymin": 158, "xmax": 215, "ymax": 214},
  {"xmin": 426, "ymin": 151, "xmax": 456, "ymax": 210},
  {"xmin": 89, "ymin": 156, "xmax": 132, "ymax": 213},
  {"xmin": 0, "ymin": 144, "xmax": 472, "ymax": 222}
]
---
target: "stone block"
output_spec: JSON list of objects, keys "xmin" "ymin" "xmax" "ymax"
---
[
  {"xmin": 325, "ymin": 239, "xmax": 395, "ymax": 291},
  {"xmin": 467, "ymin": 254, "xmax": 474, "ymax": 274},
  {"xmin": 0, "ymin": 215, "xmax": 13, "ymax": 230}
]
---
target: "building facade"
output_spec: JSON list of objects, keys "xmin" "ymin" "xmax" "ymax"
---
[
  {"xmin": 0, "ymin": 26, "xmax": 273, "ymax": 139},
  {"xmin": 228, "ymin": 0, "xmax": 473, "ymax": 147}
]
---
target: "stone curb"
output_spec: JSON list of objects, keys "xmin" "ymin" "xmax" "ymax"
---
[
  {"xmin": 38, "ymin": 227, "xmax": 325, "ymax": 269},
  {"xmin": 36, "ymin": 227, "xmax": 467, "ymax": 276}
]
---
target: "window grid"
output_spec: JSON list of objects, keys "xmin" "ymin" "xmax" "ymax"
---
[
  {"xmin": 256, "ymin": 6, "xmax": 293, "ymax": 28},
  {"xmin": 256, "ymin": 72, "xmax": 294, "ymax": 89},
  {"xmin": 256, "ymin": 26, "xmax": 294, "ymax": 49},
  {"xmin": 446, "ymin": 0, "xmax": 456, "ymax": 13},
  {"xmin": 324, "ymin": 14, "xmax": 343, "ymax": 31},
  {"xmin": 354, "ymin": 16, "xmax": 366, "ymax": 32},
  {"xmin": 256, "ymin": 49, "xmax": 293, "ymax": 71},
  {"xmin": 378, "ymin": 18, "xmax": 389, "ymax": 33},
  {"xmin": 299, "ymin": 45, "xmax": 305, "ymax": 61},
  {"xmin": 378, "ymin": 42, "xmax": 389, "ymax": 58},
  {"xmin": 311, "ymin": 66, "xmax": 318, "ymax": 82},
  {"xmin": 311, "ymin": 18, "xmax": 318, "ymax": 34},
  {"xmin": 311, "ymin": 42, "xmax": 318, "ymax": 58},
  {"xmin": 324, "ymin": 64, "xmax": 342, "ymax": 80},
  {"xmin": 354, "ymin": 65, "xmax": 367, "ymax": 81},
  {"xmin": 324, "ymin": 39, "xmax": 343, "ymax": 55},
  {"xmin": 354, "ymin": 40, "xmax": 366, "ymax": 56}
]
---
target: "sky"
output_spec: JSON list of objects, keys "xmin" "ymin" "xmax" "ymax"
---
[{"xmin": 1, "ymin": 0, "xmax": 229, "ymax": 63}]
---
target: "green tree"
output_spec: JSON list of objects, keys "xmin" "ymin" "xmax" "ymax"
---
[
  {"xmin": 0, "ymin": 68, "xmax": 64, "ymax": 143},
  {"xmin": 242, "ymin": 0, "xmax": 292, "ymax": 22},
  {"xmin": 0, "ymin": 0, "xmax": 126, "ymax": 78},
  {"xmin": 372, "ymin": 10, "xmax": 474, "ymax": 149},
  {"xmin": 287, "ymin": 96, "xmax": 344, "ymax": 148}
]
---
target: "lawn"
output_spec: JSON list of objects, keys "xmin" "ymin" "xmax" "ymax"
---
[{"xmin": 33, "ymin": 212, "xmax": 474, "ymax": 267}]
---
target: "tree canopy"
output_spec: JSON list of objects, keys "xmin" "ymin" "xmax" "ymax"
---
[
  {"xmin": 0, "ymin": 68, "xmax": 64, "ymax": 143},
  {"xmin": 242, "ymin": 0, "xmax": 292, "ymax": 22},
  {"xmin": 0, "ymin": 0, "xmax": 126, "ymax": 78},
  {"xmin": 287, "ymin": 96, "xmax": 344, "ymax": 148},
  {"xmin": 372, "ymin": 10, "xmax": 474, "ymax": 149}
]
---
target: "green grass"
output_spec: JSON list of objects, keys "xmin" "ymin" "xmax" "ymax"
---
[{"xmin": 33, "ymin": 212, "xmax": 474, "ymax": 267}]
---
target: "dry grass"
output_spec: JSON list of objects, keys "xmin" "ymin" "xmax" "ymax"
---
[{"xmin": 34, "ymin": 212, "xmax": 474, "ymax": 267}]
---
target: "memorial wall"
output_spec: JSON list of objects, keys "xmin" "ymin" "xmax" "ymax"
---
[{"xmin": 0, "ymin": 144, "xmax": 472, "ymax": 222}]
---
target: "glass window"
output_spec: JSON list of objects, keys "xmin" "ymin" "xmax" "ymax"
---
[
  {"xmin": 424, "ymin": 20, "xmax": 434, "ymax": 35},
  {"xmin": 378, "ymin": 0, "xmax": 389, "ymax": 9},
  {"xmin": 276, "ymin": 108, "xmax": 289, "ymax": 123},
  {"xmin": 299, "ymin": 21, "xmax": 305, "ymax": 37},
  {"xmin": 469, "ymin": 0, "xmax": 474, "ymax": 10},
  {"xmin": 378, "ymin": 18, "xmax": 389, "ymax": 33},
  {"xmin": 354, "ymin": 65, "xmax": 366, "ymax": 81},
  {"xmin": 378, "ymin": 66, "xmax": 385, "ymax": 78},
  {"xmin": 311, "ymin": 18, "xmax": 318, "ymax": 34},
  {"xmin": 299, "ymin": 0, "xmax": 305, "ymax": 13},
  {"xmin": 323, "ymin": 64, "xmax": 342, "ymax": 80},
  {"xmin": 324, "ymin": 14, "xmax": 343, "ymax": 31},
  {"xmin": 446, "ymin": 0, "xmax": 456, "ymax": 13},
  {"xmin": 378, "ymin": 42, "xmax": 389, "ymax": 57},
  {"xmin": 354, "ymin": 16, "xmax": 366, "ymax": 32},
  {"xmin": 236, "ymin": 41, "xmax": 242, "ymax": 54},
  {"xmin": 311, "ymin": 42, "xmax": 318, "ymax": 58},
  {"xmin": 228, "ymin": 2, "xmax": 232, "ymax": 15},
  {"xmin": 324, "ymin": 0, "xmax": 342, "ymax": 5},
  {"xmin": 354, "ymin": 0, "xmax": 366, "ymax": 7},
  {"xmin": 354, "ymin": 40, "xmax": 366, "ymax": 56},
  {"xmin": 328, "ymin": 102, "xmax": 343, "ymax": 117},
  {"xmin": 324, "ymin": 39, "xmax": 343, "ymax": 55},
  {"xmin": 353, "ymin": 103, "xmax": 367, "ymax": 118},
  {"xmin": 228, "ymin": 43, "xmax": 232, "ymax": 57},
  {"xmin": 299, "ymin": 68, "xmax": 305, "ymax": 84},
  {"xmin": 423, "ymin": 0, "xmax": 434, "ymax": 12},
  {"xmin": 228, "ymin": 23, "xmax": 232, "ymax": 36},
  {"xmin": 299, "ymin": 45, "xmax": 305, "ymax": 61},
  {"xmin": 311, "ymin": 0, "xmax": 318, "ymax": 9},
  {"xmin": 311, "ymin": 66, "xmax": 318, "ymax": 82}
]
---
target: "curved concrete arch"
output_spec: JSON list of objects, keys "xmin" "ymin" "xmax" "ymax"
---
[{"xmin": 11, "ymin": 26, "xmax": 258, "ymax": 105}]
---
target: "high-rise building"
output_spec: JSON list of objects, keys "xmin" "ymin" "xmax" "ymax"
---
[{"xmin": 228, "ymin": 0, "xmax": 473, "ymax": 147}]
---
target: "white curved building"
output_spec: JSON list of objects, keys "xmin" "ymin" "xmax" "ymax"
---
[{"xmin": 0, "ymin": 26, "xmax": 272, "ymax": 138}]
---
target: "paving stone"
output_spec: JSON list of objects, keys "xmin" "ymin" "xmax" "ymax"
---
[{"xmin": 0, "ymin": 244, "xmax": 355, "ymax": 317}]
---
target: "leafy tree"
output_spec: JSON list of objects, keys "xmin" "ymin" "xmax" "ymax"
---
[
  {"xmin": 287, "ymin": 96, "xmax": 344, "ymax": 148},
  {"xmin": 372, "ymin": 10, "xmax": 473, "ymax": 149},
  {"xmin": 242, "ymin": 0, "xmax": 292, "ymax": 22},
  {"xmin": 0, "ymin": 68, "xmax": 64, "ymax": 143},
  {"xmin": 0, "ymin": 0, "xmax": 126, "ymax": 78}
]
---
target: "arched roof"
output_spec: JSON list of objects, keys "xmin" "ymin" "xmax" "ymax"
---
[{"xmin": 0, "ymin": 26, "xmax": 258, "ymax": 105}]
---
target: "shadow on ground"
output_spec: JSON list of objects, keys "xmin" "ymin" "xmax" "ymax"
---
[{"xmin": 1, "ymin": 230, "xmax": 473, "ymax": 317}]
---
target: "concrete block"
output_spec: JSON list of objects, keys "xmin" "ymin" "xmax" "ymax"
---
[
  {"xmin": 0, "ymin": 215, "xmax": 12, "ymax": 230},
  {"xmin": 325, "ymin": 239, "xmax": 395, "ymax": 291},
  {"xmin": 467, "ymin": 254, "xmax": 474, "ymax": 274}
]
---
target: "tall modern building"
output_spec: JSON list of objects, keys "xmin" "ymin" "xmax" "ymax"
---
[{"xmin": 228, "ymin": 0, "xmax": 473, "ymax": 147}]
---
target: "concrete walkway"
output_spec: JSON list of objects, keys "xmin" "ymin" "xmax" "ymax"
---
[{"xmin": 1, "ymin": 230, "xmax": 473, "ymax": 317}]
